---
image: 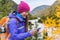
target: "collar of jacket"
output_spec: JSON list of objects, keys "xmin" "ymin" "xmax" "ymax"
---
[{"xmin": 13, "ymin": 11, "xmax": 25, "ymax": 22}]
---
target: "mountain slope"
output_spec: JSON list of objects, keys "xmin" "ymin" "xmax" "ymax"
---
[{"xmin": 30, "ymin": 5, "xmax": 50, "ymax": 17}]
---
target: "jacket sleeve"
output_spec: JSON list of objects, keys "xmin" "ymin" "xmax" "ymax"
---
[{"xmin": 8, "ymin": 18, "xmax": 31, "ymax": 39}]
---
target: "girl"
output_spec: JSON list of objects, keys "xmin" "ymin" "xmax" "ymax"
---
[{"xmin": 7, "ymin": 1, "xmax": 37, "ymax": 40}]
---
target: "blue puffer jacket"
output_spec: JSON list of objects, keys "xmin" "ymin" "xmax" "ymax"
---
[{"xmin": 7, "ymin": 11, "xmax": 31, "ymax": 40}]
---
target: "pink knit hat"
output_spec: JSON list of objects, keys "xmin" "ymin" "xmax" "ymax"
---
[{"xmin": 17, "ymin": 1, "xmax": 30, "ymax": 13}]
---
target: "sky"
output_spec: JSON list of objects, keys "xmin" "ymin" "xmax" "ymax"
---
[{"xmin": 12, "ymin": 0, "xmax": 57, "ymax": 11}]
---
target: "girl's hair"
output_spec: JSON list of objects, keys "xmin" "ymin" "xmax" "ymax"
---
[{"xmin": 25, "ymin": 16, "xmax": 28, "ymax": 32}]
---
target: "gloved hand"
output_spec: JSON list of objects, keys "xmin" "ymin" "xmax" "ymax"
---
[{"xmin": 30, "ymin": 28, "xmax": 37, "ymax": 36}]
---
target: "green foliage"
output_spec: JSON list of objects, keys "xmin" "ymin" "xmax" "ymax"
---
[
  {"xmin": 43, "ymin": 32, "xmax": 48, "ymax": 39},
  {"xmin": 28, "ymin": 14, "xmax": 37, "ymax": 20},
  {"xmin": 0, "ymin": 0, "xmax": 14, "ymax": 19}
]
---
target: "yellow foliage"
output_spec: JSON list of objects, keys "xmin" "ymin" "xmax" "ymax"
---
[
  {"xmin": 44, "ymin": 36, "xmax": 53, "ymax": 40},
  {"xmin": 43, "ymin": 17, "xmax": 56, "ymax": 28},
  {"xmin": 57, "ymin": 19, "xmax": 60, "ymax": 23},
  {"xmin": 40, "ymin": 1, "xmax": 60, "ymax": 40},
  {"xmin": 57, "ymin": 23, "xmax": 60, "ymax": 27},
  {"xmin": 58, "ymin": 0, "xmax": 60, "ymax": 2},
  {"xmin": 55, "ymin": 12, "xmax": 60, "ymax": 18},
  {"xmin": 52, "ymin": 27, "xmax": 60, "ymax": 35}
]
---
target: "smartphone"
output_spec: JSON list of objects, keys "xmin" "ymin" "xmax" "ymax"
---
[{"xmin": 37, "ymin": 28, "xmax": 41, "ymax": 31}]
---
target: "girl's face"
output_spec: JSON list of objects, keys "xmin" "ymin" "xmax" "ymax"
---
[{"xmin": 20, "ymin": 12, "xmax": 29, "ymax": 19}]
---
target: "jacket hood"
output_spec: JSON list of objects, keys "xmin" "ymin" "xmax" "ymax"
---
[
  {"xmin": 9, "ymin": 12, "xmax": 16, "ymax": 18},
  {"xmin": 9, "ymin": 11, "xmax": 25, "ymax": 22}
]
